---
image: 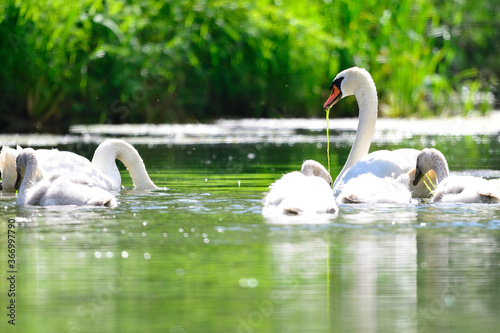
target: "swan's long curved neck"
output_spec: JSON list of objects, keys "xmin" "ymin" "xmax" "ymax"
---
[
  {"xmin": 92, "ymin": 140, "xmax": 158, "ymax": 190},
  {"xmin": 17, "ymin": 152, "xmax": 38, "ymax": 205},
  {"xmin": 434, "ymin": 157, "xmax": 450, "ymax": 183},
  {"xmin": 332, "ymin": 82, "xmax": 378, "ymax": 192}
]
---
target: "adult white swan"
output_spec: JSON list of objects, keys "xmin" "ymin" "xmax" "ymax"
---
[
  {"xmin": 413, "ymin": 148, "xmax": 500, "ymax": 203},
  {"xmin": 339, "ymin": 172, "xmax": 404, "ymax": 204},
  {"xmin": 16, "ymin": 148, "xmax": 117, "ymax": 207},
  {"xmin": 1, "ymin": 139, "xmax": 158, "ymax": 191},
  {"xmin": 262, "ymin": 160, "xmax": 338, "ymax": 215},
  {"xmin": 0, "ymin": 145, "xmax": 21, "ymax": 191},
  {"xmin": 323, "ymin": 67, "xmax": 431, "ymax": 200}
]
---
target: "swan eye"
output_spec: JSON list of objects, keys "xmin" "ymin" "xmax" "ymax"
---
[{"xmin": 330, "ymin": 76, "xmax": 345, "ymax": 92}]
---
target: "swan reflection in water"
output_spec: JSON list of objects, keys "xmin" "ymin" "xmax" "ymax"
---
[{"xmin": 266, "ymin": 225, "xmax": 418, "ymax": 332}]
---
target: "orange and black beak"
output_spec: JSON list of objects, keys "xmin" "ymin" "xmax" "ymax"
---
[
  {"xmin": 15, "ymin": 170, "xmax": 23, "ymax": 190},
  {"xmin": 323, "ymin": 83, "xmax": 342, "ymax": 110},
  {"xmin": 413, "ymin": 167, "xmax": 424, "ymax": 186}
]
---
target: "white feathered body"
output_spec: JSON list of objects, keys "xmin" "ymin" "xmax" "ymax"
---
[
  {"xmin": 263, "ymin": 171, "xmax": 337, "ymax": 215},
  {"xmin": 432, "ymin": 175, "xmax": 500, "ymax": 204}
]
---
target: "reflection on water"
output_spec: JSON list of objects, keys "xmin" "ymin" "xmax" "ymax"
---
[{"xmin": 1, "ymin": 119, "xmax": 500, "ymax": 332}]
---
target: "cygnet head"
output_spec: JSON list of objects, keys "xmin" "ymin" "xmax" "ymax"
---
[
  {"xmin": 413, "ymin": 148, "xmax": 449, "ymax": 186},
  {"xmin": 323, "ymin": 67, "xmax": 375, "ymax": 110},
  {"xmin": 301, "ymin": 160, "xmax": 333, "ymax": 187},
  {"xmin": 15, "ymin": 148, "xmax": 37, "ymax": 189}
]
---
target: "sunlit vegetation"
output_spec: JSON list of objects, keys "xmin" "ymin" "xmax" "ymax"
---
[{"xmin": 0, "ymin": 0, "xmax": 497, "ymax": 132}]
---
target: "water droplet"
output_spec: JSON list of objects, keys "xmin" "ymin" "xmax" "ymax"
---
[
  {"xmin": 94, "ymin": 251, "xmax": 102, "ymax": 259},
  {"xmin": 61, "ymin": 235, "xmax": 67, "ymax": 241},
  {"xmin": 397, "ymin": 317, "xmax": 411, "ymax": 328},
  {"xmin": 444, "ymin": 295, "xmax": 455, "ymax": 306},
  {"xmin": 179, "ymin": 228, "xmax": 184, "ymax": 233},
  {"xmin": 170, "ymin": 325, "xmax": 185, "ymax": 333},
  {"xmin": 247, "ymin": 278, "xmax": 258, "ymax": 288},
  {"xmin": 144, "ymin": 252, "xmax": 151, "ymax": 260},
  {"xmin": 247, "ymin": 153, "xmax": 256, "ymax": 159},
  {"xmin": 239, "ymin": 277, "xmax": 259, "ymax": 288},
  {"xmin": 163, "ymin": 233, "xmax": 168, "ymax": 237},
  {"xmin": 203, "ymin": 238, "xmax": 210, "ymax": 244},
  {"xmin": 121, "ymin": 251, "xmax": 129, "ymax": 258},
  {"xmin": 106, "ymin": 251, "xmax": 113, "ymax": 258},
  {"xmin": 190, "ymin": 228, "xmax": 195, "ymax": 232},
  {"xmin": 183, "ymin": 233, "xmax": 189, "ymax": 237},
  {"xmin": 39, "ymin": 236, "xmax": 44, "ymax": 241},
  {"xmin": 202, "ymin": 233, "xmax": 208, "ymax": 238},
  {"xmin": 176, "ymin": 268, "xmax": 185, "ymax": 276},
  {"xmin": 141, "ymin": 232, "xmax": 147, "ymax": 237},
  {"xmin": 142, "ymin": 221, "xmax": 148, "ymax": 226}
]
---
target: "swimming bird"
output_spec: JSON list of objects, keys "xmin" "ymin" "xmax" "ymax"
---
[
  {"xmin": 0, "ymin": 145, "xmax": 23, "ymax": 192},
  {"xmin": 1, "ymin": 139, "xmax": 158, "ymax": 191},
  {"xmin": 414, "ymin": 148, "xmax": 500, "ymax": 203},
  {"xmin": 323, "ymin": 67, "xmax": 434, "ymax": 201},
  {"xmin": 16, "ymin": 148, "xmax": 117, "ymax": 207},
  {"xmin": 337, "ymin": 168, "xmax": 437, "ymax": 204},
  {"xmin": 262, "ymin": 160, "xmax": 337, "ymax": 215}
]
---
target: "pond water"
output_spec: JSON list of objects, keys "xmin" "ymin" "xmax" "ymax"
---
[{"xmin": 1, "ymin": 117, "xmax": 500, "ymax": 333}]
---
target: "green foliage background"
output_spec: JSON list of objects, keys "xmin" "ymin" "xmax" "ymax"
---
[{"xmin": 0, "ymin": 0, "xmax": 498, "ymax": 132}]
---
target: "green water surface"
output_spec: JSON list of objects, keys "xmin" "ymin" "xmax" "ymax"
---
[{"xmin": 1, "ymin": 132, "xmax": 500, "ymax": 333}]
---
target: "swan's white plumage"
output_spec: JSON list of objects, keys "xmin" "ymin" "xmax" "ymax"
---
[
  {"xmin": 337, "ymin": 167, "xmax": 437, "ymax": 204},
  {"xmin": 16, "ymin": 148, "xmax": 117, "ymax": 207},
  {"xmin": 415, "ymin": 148, "xmax": 500, "ymax": 203},
  {"xmin": 34, "ymin": 149, "xmax": 116, "ymax": 189},
  {"xmin": 1, "ymin": 139, "xmax": 158, "ymax": 191},
  {"xmin": 339, "ymin": 173, "xmax": 412, "ymax": 204},
  {"xmin": 325, "ymin": 67, "xmax": 433, "ymax": 200},
  {"xmin": 432, "ymin": 176, "xmax": 500, "ymax": 203},
  {"xmin": 92, "ymin": 139, "xmax": 158, "ymax": 190},
  {"xmin": 1, "ymin": 145, "xmax": 24, "ymax": 191},
  {"xmin": 263, "ymin": 160, "xmax": 337, "ymax": 215}
]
